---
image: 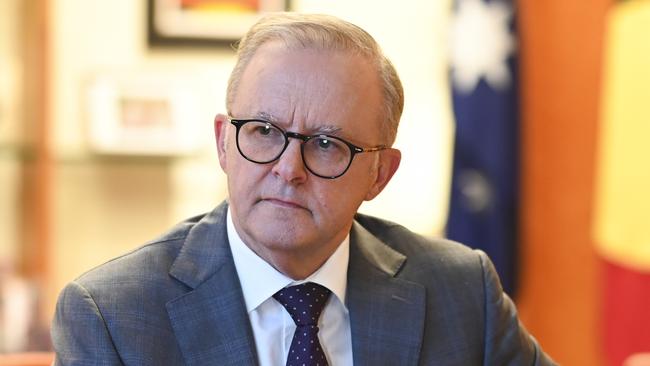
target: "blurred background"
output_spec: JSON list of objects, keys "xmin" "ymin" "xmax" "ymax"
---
[{"xmin": 0, "ymin": 0, "xmax": 648, "ymax": 365}]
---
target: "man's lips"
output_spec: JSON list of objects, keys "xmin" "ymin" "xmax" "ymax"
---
[{"xmin": 260, "ymin": 198, "xmax": 308, "ymax": 210}]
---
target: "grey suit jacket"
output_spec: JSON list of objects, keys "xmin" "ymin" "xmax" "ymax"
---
[{"xmin": 51, "ymin": 202, "xmax": 555, "ymax": 365}]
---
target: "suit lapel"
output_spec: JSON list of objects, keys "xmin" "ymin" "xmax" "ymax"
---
[
  {"xmin": 166, "ymin": 203, "xmax": 258, "ymax": 366},
  {"xmin": 348, "ymin": 221, "xmax": 426, "ymax": 366}
]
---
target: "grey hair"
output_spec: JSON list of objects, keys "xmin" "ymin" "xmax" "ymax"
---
[{"xmin": 226, "ymin": 13, "xmax": 404, "ymax": 146}]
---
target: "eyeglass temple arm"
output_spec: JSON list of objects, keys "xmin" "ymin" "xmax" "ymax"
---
[{"xmin": 355, "ymin": 146, "xmax": 388, "ymax": 153}]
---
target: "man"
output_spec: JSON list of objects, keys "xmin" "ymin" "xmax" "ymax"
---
[{"xmin": 52, "ymin": 13, "xmax": 555, "ymax": 365}]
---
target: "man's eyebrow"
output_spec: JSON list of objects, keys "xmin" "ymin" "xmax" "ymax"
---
[{"xmin": 255, "ymin": 111, "xmax": 278, "ymax": 122}]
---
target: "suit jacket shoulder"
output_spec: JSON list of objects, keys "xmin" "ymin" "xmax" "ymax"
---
[
  {"xmin": 51, "ymin": 203, "xmax": 257, "ymax": 365},
  {"xmin": 351, "ymin": 212, "xmax": 556, "ymax": 366}
]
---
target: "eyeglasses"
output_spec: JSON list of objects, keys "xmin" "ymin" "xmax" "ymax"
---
[{"xmin": 229, "ymin": 118, "xmax": 388, "ymax": 179}]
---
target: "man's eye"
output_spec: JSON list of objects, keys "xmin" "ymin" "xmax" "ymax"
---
[
  {"xmin": 317, "ymin": 138, "xmax": 332, "ymax": 149},
  {"xmin": 255, "ymin": 125, "xmax": 273, "ymax": 136}
]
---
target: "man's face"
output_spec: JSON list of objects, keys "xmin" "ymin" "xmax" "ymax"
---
[{"xmin": 215, "ymin": 41, "xmax": 400, "ymax": 275}]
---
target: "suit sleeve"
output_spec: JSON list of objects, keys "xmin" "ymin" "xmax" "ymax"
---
[
  {"xmin": 477, "ymin": 250, "xmax": 557, "ymax": 366},
  {"xmin": 51, "ymin": 281, "xmax": 124, "ymax": 366}
]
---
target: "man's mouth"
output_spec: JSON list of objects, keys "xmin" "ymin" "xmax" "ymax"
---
[{"xmin": 260, "ymin": 198, "xmax": 307, "ymax": 210}]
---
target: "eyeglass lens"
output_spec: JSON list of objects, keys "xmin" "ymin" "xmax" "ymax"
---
[{"xmin": 237, "ymin": 120, "xmax": 352, "ymax": 178}]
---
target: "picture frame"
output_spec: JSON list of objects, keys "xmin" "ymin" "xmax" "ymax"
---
[
  {"xmin": 86, "ymin": 73, "xmax": 207, "ymax": 156},
  {"xmin": 147, "ymin": 0, "xmax": 291, "ymax": 47}
]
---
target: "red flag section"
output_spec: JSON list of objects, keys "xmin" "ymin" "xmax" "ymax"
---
[{"xmin": 602, "ymin": 261, "xmax": 650, "ymax": 365}]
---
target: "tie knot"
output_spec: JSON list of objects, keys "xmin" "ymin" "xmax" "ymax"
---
[{"xmin": 273, "ymin": 282, "xmax": 331, "ymax": 326}]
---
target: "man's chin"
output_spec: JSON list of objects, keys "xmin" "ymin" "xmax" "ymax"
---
[{"xmin": 250, "ymin": 227, "xmax": 312, "ymax": 247}]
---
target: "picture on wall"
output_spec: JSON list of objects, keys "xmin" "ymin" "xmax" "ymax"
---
[
  {"xmin": 148, "ymin": 0, "xmax": 290, "ymax": 47},
  {"xmin": 86, "ymin": 73, "xmax": 206, "ymax": 156}
]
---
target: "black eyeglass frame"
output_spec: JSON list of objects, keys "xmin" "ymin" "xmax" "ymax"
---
[{"xmin": 229, "ymin": 118, "xmax": 388, "ymax": 179}]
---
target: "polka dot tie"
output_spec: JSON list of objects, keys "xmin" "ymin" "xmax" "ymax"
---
[{"xmin": 273, "ymin": 282, "xmax": 332, "ymax": 366}]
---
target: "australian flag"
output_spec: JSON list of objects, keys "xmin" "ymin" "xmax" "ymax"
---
[{"xmin": 447, "ymin": 0, "xmax": 519, "ymax": 296}]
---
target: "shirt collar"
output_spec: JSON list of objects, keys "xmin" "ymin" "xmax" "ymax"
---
[{"xmin": 227, "ymin": 207, "xmax": 349, "ymax": 313}]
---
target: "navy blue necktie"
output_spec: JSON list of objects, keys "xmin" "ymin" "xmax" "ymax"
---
[{"xmin": 273, "ymin": 282, "xmax": 331, "ymax": 366}]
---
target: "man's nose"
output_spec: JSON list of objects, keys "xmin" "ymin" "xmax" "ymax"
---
[{"xmin": 271, "ymin": 139, "xmax": 308, "ymax": 183}]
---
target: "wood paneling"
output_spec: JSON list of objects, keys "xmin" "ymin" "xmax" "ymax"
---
[
  {"xmin": 20, "ymin": 0, "xmax": 52, "ymax": 328},
  {"xmin": 516, "ymin": 1, "xmax": 611, "ymax": 365}
]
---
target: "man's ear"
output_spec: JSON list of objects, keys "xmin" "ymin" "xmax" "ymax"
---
[
  {"xmin": 364, "ymin": 148, "xmax": 401, "ymax": 201},
  {"xmin": 214, "ymin": 113, "xmax": 230, "ymax": 171}
]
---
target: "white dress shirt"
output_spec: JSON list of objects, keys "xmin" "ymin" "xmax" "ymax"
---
[{"xmin": 227, "ymin": 208, "xmax": 354, "ymax": 366}]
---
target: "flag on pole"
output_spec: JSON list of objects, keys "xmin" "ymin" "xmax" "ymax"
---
[
  {"xmin": 447, "ymin": 0, "xmax": 519, "ymax": 295},
  {"xmin": 595, "ymin": 2, "xmax": 650, "ymax": 364}
]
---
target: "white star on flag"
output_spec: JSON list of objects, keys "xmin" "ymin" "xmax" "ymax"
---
[{"xmin": 449, "ymin": 0, "xmax": 516, "ymax": 94}]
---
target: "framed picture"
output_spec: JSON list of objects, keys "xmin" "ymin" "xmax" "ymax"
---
[
  {"xmin": 86, "ymin": 73, "xmax": 207, "ymax": 156},
  {"xmin": 148, "ymin": 0, "xmax": 291, "ymax": 47}
]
